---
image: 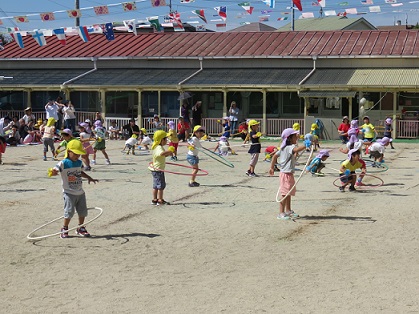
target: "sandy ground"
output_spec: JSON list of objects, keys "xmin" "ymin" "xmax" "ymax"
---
[{"xmin": 1, "ymin": 138, "xmax": 418, "ymax": 313}]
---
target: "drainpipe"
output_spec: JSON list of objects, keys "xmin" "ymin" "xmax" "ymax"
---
[
  {"xmin": 60, "ymin": 57, "xmax": 98, "ymax": 88},
  {"xmin": 178, "ymin": 57, "xmax": 203, "ymax": 86},
  {"xmin": 299, "ymin": 56, "xmax": 317, "ymax": 133},
  {"xmin": 299, "ymin": 56, "xmax": 317, "ymax": 86}
]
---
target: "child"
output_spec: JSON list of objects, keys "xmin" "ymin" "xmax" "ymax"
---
[
  {"xmin": 238, "ymin": 120, "xmax": 249, "ymax": 142},
  {"xmin": 108, "ymin": 120, "xmax": 120, "ymax": 140},
  {"xmin": 383, "ymin": 118, "xmax": 395, "ymax": 149},
  {"xmin": 246, "ymin": 120, "xmax": 262, "ymax": 177},
  {"xmin": 339, "ymin": 149, "xmax": 367, "ymax": 192},
  {"xmin": 6, "ymin": 124, "xmax": 20, "ymax": 146},
  {"xmin": 218, "ymin": 117, "xmax": 231, "ymax": 138},
  {"xmin": 339, "ymin": 128, "xmax": 364, "ymax": 154},
  {"xmin": 149, "ymin": 130, "xmax": 173, "ymax": 205},
  {"xmin": 55, "ymin": 129, "xmax": 74, "ymax": 157},
  {"xmin": 152, "ymin": 115, "xmax": 163, "ymax": 132},
  {"xmin": 306, "ymin": 149, "xmax": 330, "ymax": 176},
  {"xmin": 40, "ymin": 117, "xmax": 56, "ymax": 161},
  {"xmin": 187, "ymin": 125, "xmax": 205, "ymax": 187},
  {"xmin": 50, "ymin": 140, "xmax": 98, "ymax": 238},
  {"xmin": 78, "ymin": 123, "xmax": 93, "ymax": 171},
  {"xmin": 303, "ymin": 133, "xmax": 314, "ymax": 152},
  {"xmin": 338, "ymin": 116, "xmax": 350, "ymax": 144},
  {"xmin": 361, "ymin": 116, "xmax": 377, "ymax": 142},
  {"xmin": 0, "ymin": 136, "xmax": 6, "ymax": 165},
  {"xmin": 167, "ymin": 121, "xmax": 179, "ymax": 161},
  {"xmin": 92, "ymin": 120, "xmax": 110, "ymax": 165},
  {"xmin": 369, "ymin": 137, "xmax": 391, "ymax": 165},
  {"xmin": 125, "ymin": 134, "xmax": 138, "ymax": 155},
  {"xmin": 177, "ymin": 116, "xmax": 190, "ymax": 142},
  {"xmin": 269, "ymin": 128, "xmax": 306, "ymax": 220},
  {"xmin": 310, "ymin": 123, "xmax": 320, "ymax": 150},
  {"xmin": 138, "ymin": 128, "xmax": 152, "ymax": 151},
  {"xmin": 214, "ymin": 136, "xmax": 230, "ymax": 156},
  {"xmin": 264, "ymin": 146, "xmax": 278, "ymax": 161}
]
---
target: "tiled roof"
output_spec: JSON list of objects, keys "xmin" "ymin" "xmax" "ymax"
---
[
  {"xmin": 276, "ymin": 17, "xmax": 376, "ymax": 32},
  {"xmin": 1, "ymin": 30, "xmax": 419, "ymax": 59}
]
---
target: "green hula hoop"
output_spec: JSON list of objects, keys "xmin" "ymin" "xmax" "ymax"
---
[{"xmin": 195, "ymin": 146, "xmax": 235, "ymax": 168}]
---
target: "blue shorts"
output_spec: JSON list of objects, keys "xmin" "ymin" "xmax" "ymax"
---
[
  {"xmin": 152, "ymin": 171, "xmax": 166, "ymax": 190},
  {"xmin": 187, "ymin": 155, "xmax": 199, "ymax": 166},
  {"xmin": 63, "ymin": 192, "xmax": 88, "ymax": 219}
]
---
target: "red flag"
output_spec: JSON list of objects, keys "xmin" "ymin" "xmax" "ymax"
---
[{"xmin": 293, "ymin": 0, "xmax": 303, "ymax": 11}]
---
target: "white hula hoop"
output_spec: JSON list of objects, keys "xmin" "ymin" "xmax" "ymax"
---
[
  {"xmin": 27, "ymin": 207, "xmax": 103, "ymax": 240},
  {"xmin": 276, "ymin": 145, "xmax": 315, "ymax": 203}
]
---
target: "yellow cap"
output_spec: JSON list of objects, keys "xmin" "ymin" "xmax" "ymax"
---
[
  {"xmin": 47, "ymin": 117, "xmax": 56, "ymax": 127},
  {"xmin": 140, "ymin": 128, "xmax": 147, "ymax": 134},
  {"xmin": 131, "ymin": 134, "xmax": 138, "ymax": 139},
  {"xmin": 193, "ymin": 125, "xmax": 205, "ymax": 133},
  {"xmin": 65, "ymin": 140, "xmax": 86, "ymax": 158},
  {"xmin": 293, "ymin": 123, "xmax": 300, "ymax": 131},
  {"xmin": 152, "ymin": 130, "xmax": 169, "ymax": 149},
  {"xmin": 311, "ymin": 123, "xmax": 318, "ymax": 130},
  {"xmin": 248, "ymin": 120, "xmax": 260, "ymax": 127}
]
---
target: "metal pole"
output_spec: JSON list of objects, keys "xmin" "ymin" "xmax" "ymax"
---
[
  {"xmin": 75, "ymin": 0, "xmax": 80, "ymax": 26},
  {"xmin": 291, "ymin": 0, "xmax": 295, "ymax": 31}
]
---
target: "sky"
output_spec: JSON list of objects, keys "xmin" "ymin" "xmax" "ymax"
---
[{"xmin": 0, "ymin": 0, "xmax": 418, "ymax": 33}]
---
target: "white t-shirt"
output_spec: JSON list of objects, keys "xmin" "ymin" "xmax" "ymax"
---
[
  {"xmin": 45, "ymin": 104, "xmax": 59, "ymax": 120},
  {"xmin": 125, "ymin": 137, "xmax": 137, "ymax": 146},
  {"xmin": 63, "ymin": 106, "xmax": 76, "ymax": 120},
  {"xmin": 229, "ymin": 107, "xmax": 239, "ymax": 122},
  {"xmin": 369, "ymin": 142, "xmax": 385, "ymax": 154},
  {"xmin": 187, "ymin": 136, "xmax": 202, "ymax": 156},
  {"xmin": 277, "ymin": 144, "xmax": 296, "ymax": 173}
]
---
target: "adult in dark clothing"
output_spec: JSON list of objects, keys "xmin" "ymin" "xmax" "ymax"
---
[
  {"xmin": 181, "ymin": 100, "xmax": 190, "ymax": 124},
  {"xmin": 122, "ymin": 119, "xmax": 140, "ymax": 140},
  {"xmin": 191, "ymin": 101, "xmax": 202, "ymax": 128}
]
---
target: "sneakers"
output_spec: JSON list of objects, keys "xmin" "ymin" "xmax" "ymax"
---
[
  {"xmin": 173, "ymin": 156, "xmax": 177, "ymax": 161},
  {"xmin": 91, "ymin": 160, "xmax": 96, "ymax": 165},
  {"xmin": 60, "ymin": 227, "xmax": 69, "ymax": 239},
  {"xmin": 355, "ymin": 181, "xmax": 364, "ymax": 187},
  {"xmin": 249, "ymin": 172, "xmax": 257, "ymax": 177},
  {"xmin": 339, "ymin": 186, "xmax": 345, "ymax": 192},
  {"xmin": 314, "ymin": 172, "xmax": 325, "ymax": 177},
  {"xmin": 43, "ymin": 156, "xmax": 47, "ymax": 161},
  {"xmin": 84, "ymin": 166, "xmax": 91, "ymax": 171},
  {"xmin": 158, "ymin": 199, "xmax": 170, "ymax": 205},
  {"xmin": 151, "ymin": 199, "xmax": 158, "ymax": 206},
  {"xmin": 277, "ymin": 214, "xmax": 291, "ymax": 220},
  {"xmin": 105, "ymin": 159, "xmax": 110, "ymax": 165},
  {"xmin": 349, "ymin": 186, "xmax": 356, "ymax": 192},
  {"xmin": 76, "ymin": 226, "xmax": 90, "ymax": 237},
  {"xmin": 286, "ymin": 211, "xmax": 299, "ymax": 218},
  {"xmin": 188, "ymin": 181, "xmax": 200, "ymax": 187},
  {"xmin": 170, "ymin": 156, "xmax": 176, "ymax": 161}
]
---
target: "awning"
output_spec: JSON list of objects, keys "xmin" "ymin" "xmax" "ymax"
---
[{"xmin": 298, "ymin": 91, "xmax": 357, "ymax": 98}]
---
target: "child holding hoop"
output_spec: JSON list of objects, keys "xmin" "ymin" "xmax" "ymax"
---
[
  {"xmin": 150, "ymin": 130, "xmax": 173, "ymax": 205},
  {"xmin": 339, "ymin": 149, "xmax": 367, "ymax": 192},
  {"xmin": 246, "ymin": 120, "xmax": 262, "ymax": 177},
  {"xmin": 92, "ymin": 120, "xmax": 110, "ymax": 165},
  {"xmin": 269, "ymin": 128, "xmax": 306, "ymax": 220},
  {"xmin": 50, "ymin": 140, "xmax": 98, "ymax": 238},
  {"xmin": 187, "ymin": 125, "xmax": 205, "ymax": 187}
]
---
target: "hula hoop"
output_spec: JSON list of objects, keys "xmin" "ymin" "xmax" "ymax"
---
[
  {"xmin": 148, "ymin": 162, "xmax": 209, "ymax": 176},
  {"xmin": 27, "ymin": 207, "xmax": 103, "ymax": 240},
  {"xmin": 333, "ymin": 173, "xmax": 384, "ymax": 188},
  {"xmin": 275, "ymin": 145, "xmax": 315, "ymax": 203},
  {"xmin": 194, "ymin": 146, "xmax": 235, "ymax": 168}
]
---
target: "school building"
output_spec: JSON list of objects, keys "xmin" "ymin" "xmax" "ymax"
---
[{"xmin": 0, "ymin": 30, "xmax": 418, "ymax": 138}]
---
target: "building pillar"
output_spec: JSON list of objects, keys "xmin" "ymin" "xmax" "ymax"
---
[
  {"xmin": 100, "ymin": 89, "xmax": 106, "ymax": 120},
  {"xmin": 223, "ymin": 89, "xmax": 227, "ymax": 117},
  {"xmin": 137, "ymin": 90, "xmax": 143, "ymax": 128},
  {"xmin": 157, "ymin": 90, "xmax": 161, "ymax": 117},
  {"xmin": 26, "ymin": 89, "xmax": 31, "ymax": 108},
  {"xmin": 393, "ymin": 92, "xmax": 397, "ymax": 138},
  {"xmin": 348, "ymin": 96, "xmax": 353, "ymax": 120},
  {"xmin": 304, "ymin": 97, "xmax": 309, "ymax": 134},
  {"xmin": 262, "ymin": 89, "xmax": 267, "ymax": 134}
]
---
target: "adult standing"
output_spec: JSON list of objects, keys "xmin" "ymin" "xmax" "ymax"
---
[
  {"xmin": 63, "ymin": 100, "xmax": 76, "ymax": 133},
  {"xmin": 55, "ymin": 96, "xmax": 65, "ymax": 131},
  {"xmin": 45, "ymin": 98, "xmax": 60, "ymax": 131},
  {"xmin": 229, "ymin": 101, "xmax": 239, "ymax": 136},
  {"xmin": 22, "ymin": 107, "xmax": 36, "ymax": 125},
  {"xmin": 191, "ymin": 101, "xmax": 203, "ymax": 128},
  {"xmin": 181, "ymin": 100, "xmax": 190, "ymax": 124}
]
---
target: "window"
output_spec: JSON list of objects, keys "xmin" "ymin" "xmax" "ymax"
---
[
  {"xmin": 0, "ymin": 91, "xmax": 27, "ymax": 111},
  {"xmin": 105, "ymin": 91, "xmax": 137, "ymax": 117},
  {"xmin": 282, "ymin": 92, "xmax": 302, "ymax": 114},
  {"xmin": 31, "ymin": 91, "xmax": 62, "ymax": 111},
  {"xmin": 70, "ymin": 91, "xmax": 100, "ymax": 112},
  {"xmin": 324, "ymin": 97, "xmax": 341, "ymax": 110}
]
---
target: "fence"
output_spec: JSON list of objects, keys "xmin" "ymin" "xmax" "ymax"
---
[{"xmin": 397, "ymin": 120, "xmax": 419, "ymax": 138}]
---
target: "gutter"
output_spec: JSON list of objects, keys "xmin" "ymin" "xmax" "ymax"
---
[
  {"xmin": 60, "ymin": 57, "xmax": 97, "ymax": 88},
  {"xmin": 298, "ymin": 56, "xmax": 317, "ymax": 86},
  {"xmin": 178, "ymin": 57, "xmax": 203, "ymax": 86}
]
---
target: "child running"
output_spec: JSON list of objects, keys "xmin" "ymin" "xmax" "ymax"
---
[
  {"xmin": 339, "ymin": 149, "xmax": 367, "ymax": 192},
  {"xmin": 149, "ymin": 130, "xmax": 173, "ymax": 205},
  {"xmin": 40, "ymin": 117, "xmax": 56, "ymax": 161},
  {"xmin": 306, "ymin": 149, "xmax": 330, "ymax": 176},
  {"xmin": 269, "ymin": 128, "xmax": 306, "ymax": 220},
  {"xmin": 167, "ymin": 120, "xmax": 179, "ymax": 161},
  {"xmin": 383, "ymin": 118, "xmax": 395, "ymax": 149},
  {"xmin": 187, "ymin": 125, "xmax": 205, "ymax": 187},
  {"xmin": 50, "ymin": 140, "xmax": 98, "ymax": 238},
  {"xmin": 246, "ymin": 120, "xmax": 262, "ymax": 177},
  {"xmin": 91, "ymin": 120, "xmax": 110, "ymax": 165}
]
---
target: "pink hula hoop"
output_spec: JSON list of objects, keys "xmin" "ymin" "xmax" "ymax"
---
[{"xmin": 148, "ymin": 162, "xmax": 209, "ymax": 176}]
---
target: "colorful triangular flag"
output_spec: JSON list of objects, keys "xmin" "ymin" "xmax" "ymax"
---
[
  {"xmin": 40, "ymin": 12, "xmax": 55, "ymax": 21},
  {"xmin": 77, "ymin": 26, "xmax": 91, "ymax": 42},
  {"xmin": 238, "ymin": 2, "xmax": 254, "ymax": 14},
  {"xmin": 102, "ymin": 23, "xmax": 115, "ymax": 41},
  {"xmin": 53, "ymin": 28, "xmax": 66, "ymax": 45},
  {"xmin": 277, "ymin": 17, "xmax": 288, "ymax": 20},
  {"xmin": 122, "ymin": 2, "xmax": 137, "ymax": 11},
  {"xmin": 123, "ymin": 19, "xmax": 137, "ymax": 35},
  {"xmin": 293, "ymin": 0, "xmax": 303, "ymax": 11},
  {"xmin": 262, "ymin": 0, "xmax": 275, "ymax": 8},
  {"xmin": 214, "ymin": 6, "xmax": 227, "ymax": 21},
  {"xmin": 168, "ymin": 12, "xmax": 184, "ymax": 30},
  {"xmin": 94, "ymin": 5, "xmax": 109, "ymax": 15},
  {"xmin": 10, "ymin": 32, "xmax": 24, "ymax": 49},
  {"xmin": 192, "ymin": 10, "xmax": 207, "ymax": 23},
  {"xmin": 31, "ymin": 30, "xmax": 47, "ymax": 46},
  {"xmin": 147, "ymin": 16, "xmax": 162, "ymax": 32}
]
